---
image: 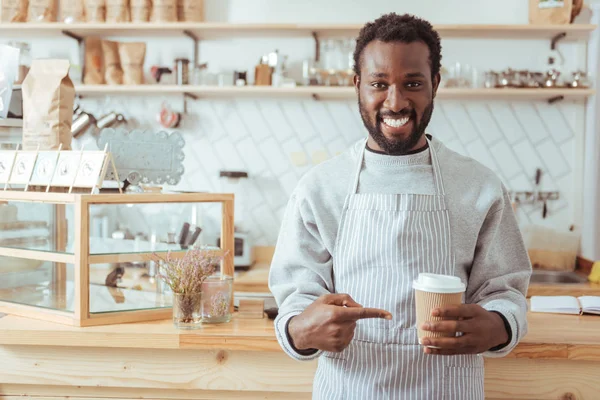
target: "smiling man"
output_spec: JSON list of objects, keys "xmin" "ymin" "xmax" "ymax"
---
[{"xmin": 269, "ymin": 13, "xmax": 531, "ymax": 400}]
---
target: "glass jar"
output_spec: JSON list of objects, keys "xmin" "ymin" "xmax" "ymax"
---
[
  {"xmin": 201, "ymin": 275, "xmax": 233, "ymax": 324},
  {"xmin": 8, "ymin": 41, "xmax": 31, "ymax": 84},
  {"xmin": 172, "ymin": 292, "xmax": 202, "ymax": 329}
]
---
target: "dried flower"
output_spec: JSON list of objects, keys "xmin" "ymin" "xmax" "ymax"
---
[
  {"xmin": 152, "ymin": 246, "xmax": 223, "ymax": 295},
  {"xmin": 210, "ymin": 291, "xmax": 229, "ymax": 317}
]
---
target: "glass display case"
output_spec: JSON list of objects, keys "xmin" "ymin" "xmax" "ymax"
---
[{"xmin": 0, "ymin": 191, "xmax": 234, "ymax": 326}]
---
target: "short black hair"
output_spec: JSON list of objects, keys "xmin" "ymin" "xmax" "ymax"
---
[{"xmin": 353, "ymin": 13, "xmax": 442, "ymax": 81}]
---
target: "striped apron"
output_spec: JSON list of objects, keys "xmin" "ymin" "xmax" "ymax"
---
[{"xmin": 313, "ymin": 138, "xmax": 484, "ymax": 400}]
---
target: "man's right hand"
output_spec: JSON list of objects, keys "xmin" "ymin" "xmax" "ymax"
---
[{"xmin": 287, "ymin": 293, "xmax": 392, "ymax": 353}]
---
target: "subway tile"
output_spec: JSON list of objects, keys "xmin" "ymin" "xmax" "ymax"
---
[
  {"xmin": 302, "ymin": 100, "xmax": 342, "ymax": 144},
  {"xmin": 259, "ymin": 137, "xmax": 290, "ymax": 176},
  {"xmin": 511, "ymin": 139, "xmax": 545, "ymax": 179},
  {"xmin": 258, "ymin": 100, "xmax": 295, "ymax": 143},
  {"xmin": 465, "ymin": 103, "xmax": 503, "ymax": 145},
  {"xmin": 236, "ymin": 137, "xmax": 267, "ymax": 175},
  {"xmin": 536, "ymin": 139, "xmax": 570, "ymax": 179},
  {"xmin": 534, "ymin": 102, "xmax": 573, "ymax": 144},
  {"xmin": 512, "ymin": 103, "xmax": 549, "ymax": 144},
  {"xmin": 439, "ymin": 101, "xmax": 479, "ymax": 143},
  {"xmin": 489, "ymin": 102, "xmax": 525, "ymax": 145},
  {"xmin": 213, "ymin": 138, "xmax": 246, "ymax": 171},
  {"xmin": 280, "ymin": 101, "xmax": 318, "ymax": 144},
  {"xmin": 490, "ymin": 141, "xmax": 521, "ymax": 180}
]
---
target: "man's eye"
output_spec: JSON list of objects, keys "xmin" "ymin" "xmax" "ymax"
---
[
  {"xmin": 371, "ymin": 82, "xmax": 387, "ymax": 89},
  {"xmin": 406, "ymin": 82, "xmax": 422, "ymax": 88}
]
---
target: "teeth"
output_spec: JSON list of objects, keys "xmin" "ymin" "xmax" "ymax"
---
[{"xmin": 383, "ymin": 117, "xmax": 409, "ymax": 128}]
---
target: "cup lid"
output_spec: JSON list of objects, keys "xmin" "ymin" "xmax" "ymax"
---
[{"xmin": 412, "ymin": 273, "xmax": 466, "ymax": 293}]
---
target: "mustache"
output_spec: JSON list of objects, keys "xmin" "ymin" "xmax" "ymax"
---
[{"xmin": 378, "ymin": 109, "xmax": 415, "ymax": 119}]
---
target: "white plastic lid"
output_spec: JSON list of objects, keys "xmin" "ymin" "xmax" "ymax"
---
[{"xmin": 412, "ymin": 273, "xmax": 466, "ymax": 294}]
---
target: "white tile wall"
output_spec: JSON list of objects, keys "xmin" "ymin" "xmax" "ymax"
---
[{"xmin": 74, "ymin": 95, "xmax": 583, "ymax": 245}]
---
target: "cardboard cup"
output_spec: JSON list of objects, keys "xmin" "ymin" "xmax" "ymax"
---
[{"xmin": 413, "ymin": 273, "xmax": 466, "ymax": 347}]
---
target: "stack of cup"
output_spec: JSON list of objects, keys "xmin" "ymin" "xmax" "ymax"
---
[{"xmin": 413, "ymin": 273, "xmax": 466, "ymax": 346}]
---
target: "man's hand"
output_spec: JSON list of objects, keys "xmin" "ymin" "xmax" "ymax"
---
[
  {"xmin": 420, "ymin": 304, "xmax": 509, "ymax": 355},
  {"xmin": 288, "ymin": 294, "xmax": 392, "ymax": 353}
]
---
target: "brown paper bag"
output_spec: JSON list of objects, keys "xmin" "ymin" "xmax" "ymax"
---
[
  {"xmin": 1, "ymin": 0, "xmax": 29, "ymax": 22},
  {"xmin": 151, "ymin": 0, "xmax": 177, "ymax": 22},
  {"xmin": 102, "ymin": 40, "xmax": 124, "ymax": 85},
  {"xmin": 119, "ymin": 42, "xmax": 146, "ymax": 85},
  {"xmin": 529, "ymin": 0, "xmax": 573, "ymax": 25},
  {"xmin": 130, "ymin": 0, "xmax": 150, "ymax": 22},
  {"xmin": 85, "ymin": 0, "xmax": 105, "ymax": 22},
  {"xmin": 22, "ymin": 59, "xmax": 75, "ymax": 151},
  {"xmin": 83, "ymin": 37, "xmax": 105, "ymax": 84},
  {"xmin": 60, "ymin": 0, "xmax": 85, "ymax": 23},
  {"xmin": 106, "ymin": 0, "xmax": 130, "ymax": 22},
  {"xmin": 178, "ymin": 0, "xmax": 203, "ymax": 21},
  {"xmin": 28, "ymin": 0, "xmax": 57, "ymax": 22}
]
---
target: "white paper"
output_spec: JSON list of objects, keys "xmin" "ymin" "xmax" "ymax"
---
[
  {"xmin": 538, "ymin": 0, "xmax": 565, "ymax": 9},
  {"xmin": 579, "ymin": 296, "xmax": 600, "ymax": 315},
  {"xmin": 530, "ymin": 296, "xmax": 581, "ymax": 315}
]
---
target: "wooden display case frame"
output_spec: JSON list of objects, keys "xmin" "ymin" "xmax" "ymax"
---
[{"xmin": 0, "ymin": 191, "xmax": 235, "ymax": 327}]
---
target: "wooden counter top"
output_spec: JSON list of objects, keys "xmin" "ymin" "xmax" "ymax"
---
[{"xmin": 1, "ymin": 311, "xmax": 599, "ymax": 360}]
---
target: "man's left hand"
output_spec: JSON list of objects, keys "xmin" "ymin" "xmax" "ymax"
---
[{"xmin": 420, "ymin": 304, "xmax": 508, "ymax": 355}]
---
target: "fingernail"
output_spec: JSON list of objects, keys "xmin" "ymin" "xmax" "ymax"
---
[
  {"xmin": 422, "ymin": 323, "xmax": 431, "ymax": 330},
  {"xmin": 422, "ymin": 338, "xmax": 431, "ymax": 346},
  {"xmin": 385, "ymin": 314, "xmax": 392, "ymax": 320},
  {"xmin": 431, "ymin": 308, "xmax": 440, "ymax": 317}
]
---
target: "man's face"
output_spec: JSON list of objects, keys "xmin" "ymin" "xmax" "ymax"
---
[{"xmin": 354, "ymin": 40, "xmax": 440, "ymax": 154}]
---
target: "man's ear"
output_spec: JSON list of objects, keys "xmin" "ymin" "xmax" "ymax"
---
[
  {"xmin": 432, "ymin": 73, "xmax": 441, "ymax": 98},
  {"xmin": 353, "ymin": 73, "xmax": 360, "ymax": 94}
]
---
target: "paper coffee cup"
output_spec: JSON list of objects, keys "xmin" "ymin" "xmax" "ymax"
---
[{"xmin": 413, "ymin": 273, "xmax": 466, "ymax": 346}]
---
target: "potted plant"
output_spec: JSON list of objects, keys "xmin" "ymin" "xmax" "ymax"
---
[{"xmin": 152, "ymin": 247, "xmax": 223, "ymax": 329}]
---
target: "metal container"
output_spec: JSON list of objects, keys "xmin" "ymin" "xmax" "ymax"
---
[
  {"xmin": 174, "ymin": 58, "xmax": 190, "ymax": 85},
  {"xmin": 96, "ymin": 112, "xmax": 126, "ymax": 130},
  {"xmin": 71, "ymin": 111, "xmax": 96, "ymax": 138}
]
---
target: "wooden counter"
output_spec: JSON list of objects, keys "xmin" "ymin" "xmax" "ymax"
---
[{"xmin": 1, "ymin": 311, "xmax": 599, "ymax": 399}]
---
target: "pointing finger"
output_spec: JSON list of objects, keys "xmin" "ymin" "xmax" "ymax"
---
[{"xmin": 338, "ymin": 307, "xmax": 392, "ymax": 321}]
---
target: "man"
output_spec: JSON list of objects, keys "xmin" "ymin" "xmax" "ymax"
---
[{"xmin": 269, "ymin": 12, "xmax": 531, "ymax": 400}]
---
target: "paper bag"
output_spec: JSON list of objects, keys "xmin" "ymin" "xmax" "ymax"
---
[{"xmin": 22, "ymin": 59, "xmax": 75, "ymax": 150}]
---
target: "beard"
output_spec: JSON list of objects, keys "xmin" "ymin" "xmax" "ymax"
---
[{"xmin": 358, "ymin": 95, "xmax": 434, "ymax": 155}]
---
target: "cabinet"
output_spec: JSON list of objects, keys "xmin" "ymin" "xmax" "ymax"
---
[{"xmin": 0, "ymin": 191, "xmax": 234, "ymax": 326}]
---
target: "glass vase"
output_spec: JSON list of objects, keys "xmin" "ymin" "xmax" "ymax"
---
[
  {"xmin": 172, "ymin": 292, "xmax": 202, "ymax": 329},
  {"xmin": 201, "ymin": 275, "xmax": 233, "ymax": 324}
]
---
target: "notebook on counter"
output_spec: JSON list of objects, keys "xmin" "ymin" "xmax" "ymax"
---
[{"xmin": 530, "ymin": 296, "xmax": 600, "ymax": 315}]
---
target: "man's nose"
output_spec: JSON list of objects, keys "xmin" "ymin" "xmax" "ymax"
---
[{"xmin": 383, "ymin": 86, "xmax": 410, "ymax": 113}]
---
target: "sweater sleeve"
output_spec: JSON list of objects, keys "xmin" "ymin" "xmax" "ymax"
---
[
  {"xmin": 268, "ymin": 191, "xmax": 334, "ymax": 361},
  {"xmin": 465, "ymin": 187, "xmax": 532, "ymax": 357}
]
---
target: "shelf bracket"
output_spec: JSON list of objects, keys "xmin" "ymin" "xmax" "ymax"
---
[
  {"xmin": 547, "ymin": 95, "xmax": 564, "ymax": 104},
  {"xmin": 61, "ymin": 30, "xmax": 83, "ymax": 43},
  {"xmin": 183, "ymin": 92, "xmax": 198, "ymax": 114},
  {"xmin": 183, "ymin": 30, "xmax": 200, "ymax": 67},
  {"xmin": 312, "ymin": 31, "xmax": 320, "ymax": 62},
  {"xmin": 551, "ymin": 32, "xmax": 567, "ymax": 50}
]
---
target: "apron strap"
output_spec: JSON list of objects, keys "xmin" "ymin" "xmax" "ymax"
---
[
  {"xmin": 427, "ymin": 136, "xmax": 446, "ymax": 196},
  {"xmin": 350, "ymin": 138, "xmax": 368, "ymax": 195}
]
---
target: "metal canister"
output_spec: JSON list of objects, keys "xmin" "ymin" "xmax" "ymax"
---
[{"xmin": 174, "ymin": 58, "xmax": 190, "ymax": 85}]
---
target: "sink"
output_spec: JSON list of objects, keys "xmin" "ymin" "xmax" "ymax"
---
[{"xmin": 529, "ymin": 270, "xmax": 588, "ymax": 284}]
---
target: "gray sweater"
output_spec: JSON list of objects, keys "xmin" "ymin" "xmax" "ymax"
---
[{"xmin": 268, "ymin": 136, "xmax": 531, "ymax": 361}]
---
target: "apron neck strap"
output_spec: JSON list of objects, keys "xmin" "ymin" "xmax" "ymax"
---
[{"xmin": 350, "ymin": 136, "xmax": 446, "ymax": 196}]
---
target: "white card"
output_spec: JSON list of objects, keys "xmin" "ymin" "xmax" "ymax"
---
[{"xmin": 9, "ymin": 151, "xmax": 38, "ymax": 185}]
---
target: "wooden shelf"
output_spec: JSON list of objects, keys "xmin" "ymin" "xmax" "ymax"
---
[
  {"xmin": 0, "ymin": 22, "xmax": 596, "ymax": 40},
  {"xmin": 0, "ymin": 119, "xmax": 23, "ymax": 128},
  {"xmin": 74, "ymin": 85, "xmax": 595, "ymax": 100}
]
